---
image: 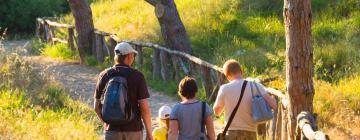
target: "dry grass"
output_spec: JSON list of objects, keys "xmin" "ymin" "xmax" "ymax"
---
[{"xmin": 268, "ymin": 76, "xmax": 360, "ymax": 139}]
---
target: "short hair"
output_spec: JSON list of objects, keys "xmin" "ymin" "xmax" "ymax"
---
[
  {"xmin": 178, "ymin": 76, "xmax": 198, "ymax": 99},
  {"xmin": 222, "ymin": 59, "xmax": 242, "ymax": 76},
  {"xmin": 114, "ymin": 54, "xmax": 128, "ymax": 64}
]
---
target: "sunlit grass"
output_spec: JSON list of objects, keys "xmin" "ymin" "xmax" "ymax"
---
[
  {"xmin": 0, "ymin": 90, "xmax": 100, "ymax": 140},
  {"xmin": 41, "ymin": 43, "xmax": 78, "ymax": 60}
]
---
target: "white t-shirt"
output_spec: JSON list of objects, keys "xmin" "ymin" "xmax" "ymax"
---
[{"xmin": 214, "ymin": 78, "xmax": 267, "ymax": 132}]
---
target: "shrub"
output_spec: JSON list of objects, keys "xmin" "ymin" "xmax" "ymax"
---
[
  {"xmin": 26, "ymin": 38, "xmax": 46, "ymax": 55},
  {"xmin": 0, "ymin": 0, "xmax": 69, "ymax": 34}
]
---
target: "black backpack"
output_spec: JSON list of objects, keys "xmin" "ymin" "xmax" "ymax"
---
[{"xmin": 101, "ymin": 66, "xmax": 134, "ymax": 125}]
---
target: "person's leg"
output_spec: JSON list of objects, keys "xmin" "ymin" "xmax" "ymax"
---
[
  {"xmin": 121, "ymin": 131, "xmax": 143, "ymax": 140},
  {"xmin": 104, "ymin": 131, "xmax": 121, "ymax": 140}
]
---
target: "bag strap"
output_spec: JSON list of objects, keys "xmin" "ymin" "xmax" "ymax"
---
[
  {"xmin": 110, "ymin": 65, "xmax": 132, "ymax": 78},
  {"xmin": 221, "ymin": 80, "xmax": 248, "ymax": 135},
  {"xmin": 253, "ymin": 82, "xmax": 262, "ymax": 95},
  {"xmin": 200, "ymin": 101, "xmax": 206, "ymax": 140},
  {"xmin": 250, "ymin": 81, "xmax": 255, "ymax": 96}
]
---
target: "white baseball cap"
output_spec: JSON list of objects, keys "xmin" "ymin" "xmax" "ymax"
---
[
  {"xmin": 114, "ymin": 42, "xmax": 138, "ymax": 55},
  {"xmin": 158, "ymin": 105, "xmax": 171, "ymax": 119}
]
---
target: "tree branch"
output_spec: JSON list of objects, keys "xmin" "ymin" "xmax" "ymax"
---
[{"xmin": 144, "ymin": 0, "xmax": 157, "ymax": 6}]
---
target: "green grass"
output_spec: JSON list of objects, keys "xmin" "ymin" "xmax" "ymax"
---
[
  {"xmin": 0, "ymin": 89, "xmax": 100, "ymax": 140},
  {"xmin": 0, "ymin": 52, "xmax": 101, "ymax": 139},
  {"xmin": 58, "ymin": 0, "xmax": 360, "ymax": 82},
  {"xmin": 41, "ymin": 43, "xmax": 78, "ymax": 60}
]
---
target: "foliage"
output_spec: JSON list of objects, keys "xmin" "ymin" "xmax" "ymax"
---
[
  {"xmin": 84, "ymin": 55, "xmax": 112, "ymax": 70},
  {"xmin": 60, "ymin": 0, "xmax": 360, "ymax": 82},
  {"xmin": 41, "ymin": 43, "xmax": 78, "ymax": 60},
  {"xmin": 26, "ymin": 38, "xmax": 46, "ymax": 55},
  {"xmin": 0, "ymin": 53, "xmax": 101, "ymax": 139},
  {"xmin": 0, "ymin": 0, "xmax": 69, "ymax": 34}
]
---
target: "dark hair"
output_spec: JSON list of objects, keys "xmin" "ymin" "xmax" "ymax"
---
[
  {"xmin": 178, "ymin": 76, "xmax": 198, "ymax": 99},
  {"xmin": 114, "ymin": 54, "xmax": 128, "ymax": 64}
]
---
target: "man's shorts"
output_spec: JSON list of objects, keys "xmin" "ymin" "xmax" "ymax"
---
[
  {"xmin": 104, "ymin": 130, "xmax": 143, "ymax": 140},
  {"xmin": 225, "ymin": 130, "xmax": 257, "ymax": 140}
]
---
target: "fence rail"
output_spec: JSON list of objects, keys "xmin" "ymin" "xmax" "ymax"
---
[{"xmin": 35, "ymin": 17, "xmax": 329, "ymax": 140}]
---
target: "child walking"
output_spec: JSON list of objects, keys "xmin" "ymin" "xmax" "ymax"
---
[{"xmin": 153, "ymin": 105, "xmax": 172, "ymax": 140}]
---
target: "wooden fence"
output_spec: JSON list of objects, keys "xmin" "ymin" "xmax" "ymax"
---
[{"xmin": 36, "ymin": 17, "xmax": 328, "ymax": 140}]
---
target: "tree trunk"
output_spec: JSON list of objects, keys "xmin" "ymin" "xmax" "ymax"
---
[
  {"xmin": 283, "ymin": 0, "xmax": 314, "ymax": 139},
  {"xmin": 68, "ymin": 0, "xmax": 95, "ymax": 64},
  {"xmin": 144, "ymin": 0, "xmax": 192, "ymax": 53}
]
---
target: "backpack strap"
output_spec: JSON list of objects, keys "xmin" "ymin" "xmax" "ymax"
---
[
  {"xmin": 109, "ymin": 65, "xmax": 133, "ymax": 78},
  {"xmin": 200, "ymin": 101, "xmax": 206, "ymax": 140},
  {"xmin": 221, "ymin": 80, "xmax": 248, "ymax": 135}
]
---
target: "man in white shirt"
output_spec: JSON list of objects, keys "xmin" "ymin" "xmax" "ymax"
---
[{"xmin": 213, "ymin": 59, "xmax": 277, "ymax": 140}]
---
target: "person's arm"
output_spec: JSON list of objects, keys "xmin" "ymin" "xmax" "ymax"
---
[
  {"xmin": 139, "ymin": 99, "xmax": 153, "ymax": 140},
  {"xmin": 94, "ymin": 99, "xmax": 104, "ymax": 123},
  {"xmin": 254, "ymin": 82, "xmax": 277, "ymax": 109},
  {"xmin": 262, "ymin": 93, "xmax": 277, "ymax": 109},
  {"xmin": 94, "ymin": 71, "xmax": 108, "ymax": 122},
  {"xmin": 213, "ymin": 86, "xmax": 225, "ymax": 117},
  {"xmin": 168, "ymin": 120, "xmax": 179, "ymax": 140},
  {"xmin": 213, "ymin": 104, "xmax": 224, "ymax": 117},
  {"xmin": 205, "ymin": 116, "xmax": 215, "ymax": 140}
]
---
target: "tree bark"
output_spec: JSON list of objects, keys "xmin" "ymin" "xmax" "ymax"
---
[
  {"xmin": 68, "ymin": 0, "xmax": 95, "ymax": 64},
  {"xmin": 145, "ymin": 0, "xmax": 192, "ymax": 54},
  {"xmin": 283, "ymin": 0, "xmax": 314, "ymax": 139}
]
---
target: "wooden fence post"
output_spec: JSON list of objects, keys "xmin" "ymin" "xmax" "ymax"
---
[
  {"xmin": 102, "ymin": 36, "xmax": 111, "ymax": 58},
  {"xmin": 44, "ymin": 22, "xmax": 51, "ymax": 44},
  {"xmin": 36, "ymin": 18, "xmax": 43, "ymax": 38},
  {"xmin": 91, "ymin": 33, "xmax": 97, "ymax": 57},
  {"xmin": 257, "ymin": 123, "xmax": 267, "ymax": 140},
  {"xmin": 135, "ymin": 45, "xmax": 143, "ymax": 70},
  {"xmin": 152, "ymin": 49, "xmax": 161, "ymax": 79},
  {"xmin": 107, "ymin": 37, "xmax": 117, "ymax": 58},
  {"xmin": 275, "ymin": 103, "xmax": 282, "ymax": 140},
  {"xmin": 171, "ymin": 56, "xmax": 180, "ymax": 81},
  {"xmin": 50, "ymin": 26, "xmax": 56, "ymax": 45},
  {"xmin": 95, "ymin": 33, "xmax": 105, "ymax": 63},
  {"xmin": 200, "ymin": 66, "xmax": 213, "ymax": 99},
  {"xmin": 282, "ymin": 106, "xmax": 288, "ymax": 140},
  {"xmin": 68, "ymin": 27, "xmax": 75, "ymax": 50},
  {"xmin": 189, "ymin": 61, "xmax": 197, "ymax": 76},
  {"xmin": 160, "ymin": 50, "xmax": 170, "ymax": 81},
  {"xmin": 208, "ymin": 71, "xmax": 226, "ymax": 102},
  {"xmin": 268, "ymin": 96, "xmax": 279, "ymax": 140}
]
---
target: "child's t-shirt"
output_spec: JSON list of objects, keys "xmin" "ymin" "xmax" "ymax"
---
[
  {"xmin": 170, "ymin": 101, "xmax": 213, "ymax": 140},
  {"xmin": 152, "ymin": 126, "xmax": 168, "ymax": 140}
]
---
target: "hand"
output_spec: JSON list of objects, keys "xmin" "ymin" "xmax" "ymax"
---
[
  {"xmin": 146, "ymin": 134, "xmax": 154, "ymax": 140},
  {"xmin": 103, "ymin": 123, "xmax": 110, "ymax": 130}
]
